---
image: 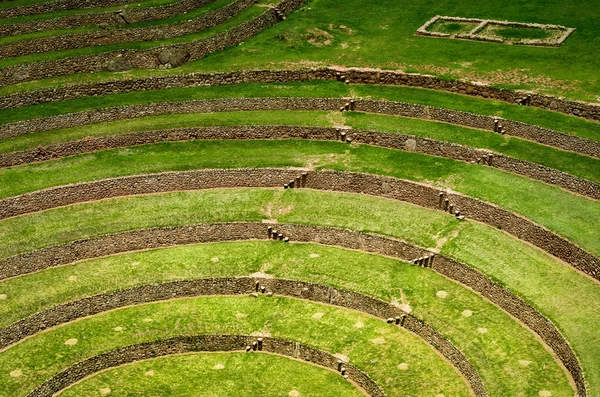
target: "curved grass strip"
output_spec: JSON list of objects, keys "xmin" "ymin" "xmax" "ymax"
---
[
  {"xmin": 1, "ymin": 167, "xmax": 598, "ymax": 279},
  {"xmin": 2, "ymin": 186, "xmax": 596, "ymax": 395},
  {"xmin": 3, "ymin": 83, "xmax": 598, "ymax": 146},
  {"xmin": 0, "ymin": 0, "xmax": 256, "ymax": 60},
  {"xmin": 58, "ymin": 351, "xmax": 366, "ymax": 397},
  {"xmin": 0, "ymin": 1, "xmax": 271, "ymax": 69},
  {"xmin": 1, "ymin": 125, "xmax": 597, "ymax": 199},
  {"xmin": 0, "ymin": 221, "xmax": 585, "ymax": 395},
  {"xmin": 0, "ymin": 291, "xmax": 476, "ymax": 397},
  {"xmin": 0, "ymin": 0, "xmax": 139, "ymax": 19},
  {"xmin": 0, "ymin": 0, "xmax": 214, "ymax": 38},
  {"xmin": 1, "ymin": 110, "xmax": 597, "ymax": 186},
  {"xmin": 0, "ymin": 0, "xmax": 308, "ymax": 85},
  {"xmin": 29, "ymin": 335, "xmax": 383, "ymax": 397},
  {"xmin": 2, "ymin": 96, "xmax": 597, "ymax": 160}
]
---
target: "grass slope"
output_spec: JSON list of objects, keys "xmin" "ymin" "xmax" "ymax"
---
[
  {"xmin": 0, "ymin": 0, "xmax": 276, "ymax": 69},
  {"xmin": 0, "ymin": 0, "xmax": 234, "ymax": 46},
  {"xmin": 2, "ymin": 188, "xmax": 599, "ymax": 392},
  {"xmin": 60, "ymin": 352, "xmax": 365, "ymax": 397},
  {"xmin": 0, "ymin": 296, "xmax": 471, "ymax": 397},
  {"xmin": 2, "ymin": 82, "xmax": 599, "ymax": 141},
  {"xmin": 1, "ymin": 141, "xmax": 598, "ymax": 256},
  {"xmin": 1, "ymin": 110, "xmax": 597, "ymax": 184},
  {"xmin": 0, "ymin": 241, "xmax": 573, "ymax": 396},
  {"xmin": 3, "ymin": 0, "xmax": 600, "ymax": 100}
]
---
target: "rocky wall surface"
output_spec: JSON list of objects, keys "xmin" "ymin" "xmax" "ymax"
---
[
  {"xmin": 356, "ymin": 100, "xmax": 600, "ymax": 158},
  {"xmin": 2, "ymin": 96, "xmax": 597, "ymax": 159},
  {"xmin": 0, "ymin": 0, "xmax": 257, "ymax": 59},
  {"xmin": 304, "ymin": 170, "xmax": 600, "ymax": 280},
  {"xmin": 336, "ymin": 67, "xmax": 600, "ymax": 122},
  {"xmin": 0, "ymin": 0, "xmax": 215, "ymax": 37},
  {"xmin": 5, "ymin": 277, "xmax": 483, "ymax": 396},
  {"xmin": 1, "ymin": 168, "xmax": 598, "ymax": 280},
  {"xmin": 0, "ymin": 0, "xmax": 309, "ymax": 85},
  {"xmin": 0, "ymin": 0, "xmax": 139, "ymax": 19},
  {"xmin": 26, "ymin": 334, "xmax": 385, "ymax": 397},
  {"xmin": 1, "ymin": 124, "xmax": 597, "ymax": 199},
  {"xmin": 1, "ymin": 63, "xmax": 598, "ymax": 122},
  {"xmin": 0, "ymin": 223, "xmax": 581, "ymax": 396}
]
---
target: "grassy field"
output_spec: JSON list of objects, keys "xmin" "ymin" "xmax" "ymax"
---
[
  {"xmin": 60, "ymin": 353, "xmax": 366, "ymax": 397},
  {"xmin": 0, "ymin": 0, "xmax": 236, "ymax": 46},
  {"xmin": 181, "ymin": 0, "xmax": 600, "ymax": 102},
  {"xmin": 0, "ymin": 0, "xmax": 277, "ymax": 69},
  {"xmin": 0, "ymin": 0, "xmax": 179, "ymax": 25},
  {"xmin": 1, "ymin": 140, "xmax": 598, "ymax": 256},
  {"xmin": 2, "ymin": 188, "xmax": 599, "ymax": 394},
  {"xmin": 0, "ymin": 239, "xmax": 575, "ymax": 396},
  {"xmin": 0, "ymin": 296, "xmax": 472, "ymax": 397},
  {"xmin": 2, "ymin": 82, "xmax": 599, "ymax": 142},
  {"xmin": 2, "ymin": 110, "xmax": 598, "ymax": 184},
  {"xmin": 1, "ymin": 0, "xmax": 599, "ymax": 396},
  {"xmin": 3, "ymin": 0, "xmax": 600, "ymax": 101}
]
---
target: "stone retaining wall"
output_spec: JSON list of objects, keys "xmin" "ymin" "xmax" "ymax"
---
[
  {"xmin": 0, "ymin": 0, "xmax": 215, "ymax": 38},
  {"xmin": 306, "ymin": 170, "xmax": 600, "ymax": 280},
  {"xmin": 2, "ymin": 97, "xmax": 597, "ymax": 159},
  {"xmin": 1, "ymin": 125, "xmax": 596, "ymax": 199},
  {"xmin": 2, "ymin": 277, "xmax": 484, "ymax": 396},
  {"xmin": 0, "ymin": 223, "xmax": 582, "ymax": 396},
  {"xmin": 0, "ymin": 0, "xmax": 308, "ymax": 85},
  {"xmin": 0, "ymin": 0, "xmax": 139, "ymax": 19},
  {"xmin": 1, "ymin": 168, "xmax": 597, "ymax": 281},
  {"xmin": 1, "ymin": 64, "xmax": 598, "ymax": 122},
  {"xmin": 0, "ymin": 0, "xmax": 257, "ymax": 59},
  {"xmin": 27, "ymin": 334, "xmax": 385, "ymax": 397}
]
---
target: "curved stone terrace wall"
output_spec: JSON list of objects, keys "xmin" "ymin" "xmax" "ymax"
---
[
  {"xmin": 1, "ymin": 62, "xmax": 598, "ymax": 122},
  {"xmin": 1, "ymin": 125, "xmax": 597, "ymax": 199},
  {"xmin": 0, "ymin": 0, "xmax": 140, "ymax": 19},
  {"xmin": 0, "ymin": 223, "xmax": 583, "ymax": 396},
  {"xmin": 0, "ymin": 277, "xmax": 487, "ymax": 396},
  {"xmin": 0, "ymin": 0, "xmax": 257, "ymax": 60},
  {"xmin": 0, "ymin": 168, "xmax": 598, "ymax": 281},
  {"xmin": 26, "ymin": 334, "xmax": 385, "ymax": 397},
  {"xmin": 2, "ymin": 96, "xmax": 597, "ymax": 159},
  {"xmin": 0, "ymin": 0, "xmax": 215, "ymax": 38},
  {"xmin": 0, "ymin": 0, "xmax": 309, "ymax": 85}
]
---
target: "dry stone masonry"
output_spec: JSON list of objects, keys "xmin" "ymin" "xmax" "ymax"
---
[
  {"xmin": 0, "ymin": 0, "xmax": 139, "ymax": 19},
  {"xmin": 0, "ymin": 223, "xmax": 585, "ymax": 396},
  {"xmin": 0, "ymin": 0, "xmax": 311, "ymax": 84},
  {"xmin": 0, "ymin": 224, "xmax": 584, "ymax": 396},
  {"xmin": 26, "ymin": 334, "xmax": 385, "ymax": 397},
  {"xmin": 1, "ymin": 66, "xmax": 598, "ymax": 122},
  {"xmin": 1, "ymin": 124, "xmax": 596, "ymax": 199},
  {"xmin": 416, "ymin": 16, "xmax": 576, "ymax": 47},
  {"xmin": 0, "ymin": 0, "xmax": 216, "ymax": 37},
  {"xmin": 1, "ymin": 168, "xmax": 598, "ymax": 282},
  {"xmin": 0, "ymin": 0, "xmax": 258, "ymax": 60},
  {"xmin": 1, "ymin": 277, "xmax": 485, "ymax": 397},
  {"xmin": 1, "ymin": 96, "xmax": 597, "ymax": 159}
]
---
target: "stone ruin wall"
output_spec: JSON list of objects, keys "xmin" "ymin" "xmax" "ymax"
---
[
  {"xmin": 0, "ymin": 0, "xmax": 309, "ymax": 85},
  {"xmin": 1, "ymin": 122, "xmax": 597, "ymax": 198},
  {"xmin": 1, "ymin": 168, "xmax": 597, "ymax": 280},
  {"xmin": 27, "ymin": 334, "xmax": 385, "ymax": 397},
  {"xmin": 6, "ymin": 277, "xmax": 484, "ymax": 396},
  {"xmin": 0, "ymin": 0, "xmax": 216, "ymax": 37},
  {"xmin": 0, "ymin": 223, "xmax": 583, "ymax": 396},
  {"xmin": 0, "ymin": 0, "xmax": 138, "ymax": 19},
  {"xmin": 1, "ymin": 65, "xmax": 598, "ymax": 122},
  {"xmin": 0, "ymin": 0, "xmax": 257, "ymax": 59},
  {"xmin": 2, "ymin": 95, "xmax": 597, "ymax": 160}
]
